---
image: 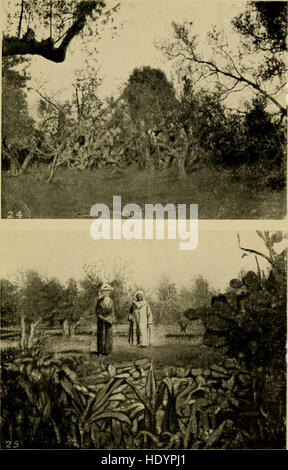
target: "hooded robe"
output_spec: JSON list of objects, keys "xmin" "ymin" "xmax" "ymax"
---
[{"xmin": 130, "ymin": 299, "xmax": 153, "ymax": 346}]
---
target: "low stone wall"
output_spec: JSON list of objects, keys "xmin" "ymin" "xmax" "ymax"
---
[
  {"xmin": 73, "ymin": 357, "xmax": 151, "ymax": 396},
  {"xmin": 65, "ymin": 356, "xmax": 251, "ymax": 447},
  {"xmin": 73, "ymin": 357, "xmax": 246, "ymax": 407}
]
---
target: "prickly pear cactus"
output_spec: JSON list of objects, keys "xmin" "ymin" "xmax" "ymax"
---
[
  {"xmin": 183, "ymin": 232, "xmax": 286, "ymax": 448},
  {"xmin": 184, "ymin": 232, "xmax": 287, "ymax": 369}
]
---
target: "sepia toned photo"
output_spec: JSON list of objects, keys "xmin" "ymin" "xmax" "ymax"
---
[
  {"xmin": 1, "ymin": 0, "xmax": 287, "ymax": 459},
  {"xmin": 1, "ymin": 0, "xmax": 287, "ymax": 219},
  {"xmin": 0, "ymin": 226, "xmax": 286, "ymax": 449}
]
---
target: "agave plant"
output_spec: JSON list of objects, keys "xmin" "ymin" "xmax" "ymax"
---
[
  {"xmin": 58, "ymin": 372, "xmax": 131, "ymax": 448},
  {"xmin": 123, "ymin": 361, "xmax": 209, "ymax": 449},
  {"xmin": 1, "ymin": 349, "xmax": 65, "ymax": 447},
  {"xmin": 1, "ymin": 346, "xmax": 132, "ymax": 449}
]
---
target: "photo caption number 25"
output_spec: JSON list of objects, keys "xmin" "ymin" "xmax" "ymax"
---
[{"xmin": 5, "ymin": 440, "xmax": 20, "ymax": 448}]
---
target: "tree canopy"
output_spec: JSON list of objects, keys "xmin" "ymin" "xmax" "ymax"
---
[
  {"xmin": 2, "ymin": 56, "xmax": 35, "ymax": 145},
  {"xmin": 162, "ymin": 1, "xmax": 287, "ymax": 115},
  {"xmin": 123, "ymin": 66, "xmax": 178, "ymax": 131},
  {"xmin": 3, "ymin": 0, "xmax": 119, "ymax": 63}
]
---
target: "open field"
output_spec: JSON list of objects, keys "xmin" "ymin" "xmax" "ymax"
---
[
  {"xmin": 1, "ymin": 322, "xmax": 225, "ymax": 382},
  {"xmin": 2, "ymin": 165, "xmax": 286, "ymax": 219}
]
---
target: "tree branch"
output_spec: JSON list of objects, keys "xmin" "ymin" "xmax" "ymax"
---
[
  {"xmin": 17, "ymin": 0, "xmax": 24, "ymax": 38},
  {"xmin": 33, "ymin": 87, "xmax": 61, "ymax": 111},
  {"xmin": 151, "ymin": 141, "xmax": 181, "ymax": 156},
  {"xmin": 3, "ymin": 1, "xmax": 105, "ymax": 63},
  {"xmin": 168, "ymin": 50, "xmax": 286, "ymax": 115}
]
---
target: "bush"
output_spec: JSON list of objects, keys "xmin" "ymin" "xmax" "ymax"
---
[{"xmin": 184, "ymin": 231, "xmax": 287, "ymax": 448}]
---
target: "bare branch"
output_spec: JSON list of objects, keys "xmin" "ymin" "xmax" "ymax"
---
[
  {"xmin": 167, "ymin": 49, "xmax": 286, "ymax": 115},
  {"xmin": 150, "ymin": 141, "xmax": 181, "ymax": 156},
  {"xmin": 17, "ymin": 0, "xmax": 24, "ymax": 38},
  {"xmin": 218, "ymin": 45, "xmax": 242, "ymax": 77},
  {"xmin": 33, "ymin": 88, "xmax": 61, "ymax": 111}
]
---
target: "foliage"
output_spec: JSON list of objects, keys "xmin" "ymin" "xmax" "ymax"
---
[
  {"xmin": 184, "ymin": 231, "xmax": 287, "ymax": 448},
  {"xmin": 123, "ymin": 66, "xmax": 177, "ymax": 131},
  {"xmin": 0, "ymin": 279, "xmax": 20, "ymax": 327},
  {"xmin": 161, "ymin": 1, "xmax": 286, "ymax": 115},
  {"xmin": 232, "ymin": 1, "xmax": 287, "ymax": 80},
  {"xmin": 20, "ymin": 271, "xmax": 62, "ymax": 325},
  {"xmin": 2, "ymin": 1, "xmax": 286, "ymax": 194},
  {"xmin": 2, "ymin": 57, "xmax": 35, "ymax": 144},
  {"xmin": 152, "ymin": 275, "xmax": 179, "ymax": 325},
  {"xmin": 180, "ymin": 276, "xmax": 215, "ymax": 311},
  {"xmin": 1, "ymin": 56, "xmax": 36, "ymax": 174},
  {"xmin": 55, "ymin": 279, "xmax": 83, "ymax": 335},
  {"xmin": 0, "ymin": 346, "xmax": 131, "ymax": 448},
  {"xmin": 200, "ymin": 231, "xmax": 286, "ymax": 366},
  {"xmin": 3, "ymin": 0, "xmax": 119, "ymax": 63}
]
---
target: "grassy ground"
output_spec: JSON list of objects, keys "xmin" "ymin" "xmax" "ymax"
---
[
  {"xmin": 50, "ymin": 335, "xmax": 223, "ymax": 384},
  {"xmin": 1, "ymin": 323, "xmax": 224, "ymax": 382},
  {"xmin": 2, "ymin": 165, "xmax": 286, "ymax": 219}
]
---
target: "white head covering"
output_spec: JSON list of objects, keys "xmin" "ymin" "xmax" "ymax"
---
[
  {"xmin": 135, "ymin": 290, "xmax": 144, "ymax": 300},
  {"xmin": 101, "ymin": 283, "xmax": 112, "ymax": 292}
]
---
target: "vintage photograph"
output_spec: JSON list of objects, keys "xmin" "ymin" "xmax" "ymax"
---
[
  {"xmin": 0, "ymin": 227, "xmax": 286, "ymax": 449},
  {"xmin": 1, "ymin": 0, "xmax": 287, "ymax": 219}
]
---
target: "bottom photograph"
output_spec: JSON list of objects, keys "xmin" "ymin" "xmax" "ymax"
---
[{"xmin": 0, "ymin": 228, "xmax": 286, "ymax": 450}]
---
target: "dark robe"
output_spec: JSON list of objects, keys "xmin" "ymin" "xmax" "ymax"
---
[{"xmin": 95, "ymin": 296, "xmax": 115, "ymax": 354}]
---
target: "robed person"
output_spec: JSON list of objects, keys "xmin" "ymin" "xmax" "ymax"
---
[
  {"xmin": 128, "ymin": 290, "xmax": 153, "ymax": 347},
  {"xmin": 95, "ymin": 283, "xmax": 115, "ymax": 355}
]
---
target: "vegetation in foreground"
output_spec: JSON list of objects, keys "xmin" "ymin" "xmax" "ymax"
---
[
  {"xmin": 2, "ymin": 164, "xmax": 286, "ymax": 220},
  {"xmin": 1, "ymin": 232, "xmax": 286, "ymax": 449}
]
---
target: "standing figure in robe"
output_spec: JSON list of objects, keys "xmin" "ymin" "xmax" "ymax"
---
[
  {"xmin": 129, "ymin": 290, "xmax": 153, "ymax": 347},
  {"xmin": 95, "ymin": 283, "xmax": 115, "ymax": 355},
  {"xmin": 128, "ymin": 301, "xmax": 140, "ymax": 346}
]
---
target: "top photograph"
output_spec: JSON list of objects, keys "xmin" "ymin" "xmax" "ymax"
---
[{"xmin": 1, "ymin": 0, "xmax": 287, "ymax": 220}]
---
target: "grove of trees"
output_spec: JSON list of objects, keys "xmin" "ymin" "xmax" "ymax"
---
[
  {"xmin": 1, "ymin": 261, "xmax": 215, "ymax": 350},
  {"xmin": 2, "ymin": 1, "xmax": 286, "ymax": 189},
  {"xmin": 0, "ymin": 258, "xmax": 130, "ymax": 349}
]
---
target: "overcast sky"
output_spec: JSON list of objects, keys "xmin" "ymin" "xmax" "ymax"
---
[
  {"xmin": 2, "ymin": 0, "xmax": 286, "ymax": 118},
  {"xmin": 28, "ymin": 0, "xmax": 241, "ymax": 97},
  {"xmin": 2, "ymin": 0, "xmax": 251, "ymax": 116},
  {"xmin": 1, "ymin": 223, "xmax": 286, "ymax": 294}
]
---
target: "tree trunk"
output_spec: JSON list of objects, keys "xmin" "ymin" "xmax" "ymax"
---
[
  {"xmin": 176, "ymin": 152, "xmax": 187, "ymax": 179},
  {"xmin": 178, "ymin": 321, "xmax": 187, "ymax": 333},
  {"xmin": 20, "ymin": 150, "xmax": 35, "ymax": 172},
  {"xmin": 144, "ymin": 142, "xmax": 153, "ymax": 169},
  {"xmin": 17, "ymin": 0, "xmax": 24, "ymax": 38},
  {"xmin": 20, "ymin": 316, "xmax": 26, "ymax": 351},
  {"xmin": 63, "ymin": 318, "xmax": 71, "ymax": 337},
  {"xmin": 27, "ymin": 319, "xmax": 41, "ymax": 348},
  {"xmin": 176, "ymin": 139, "xmax": 199, "ymax": 179},
  {"xmin": 70, "ymin": 320, "xmax": 81, "ymax": 337},
  {"xmin": 139, "ymin": 129, "xmax": 153, "ymax": 170}
]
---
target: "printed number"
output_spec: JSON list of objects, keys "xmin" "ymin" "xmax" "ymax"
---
[{"xmin": 5, "ymin": 440, "xmax": 19, "ymax": 448}]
